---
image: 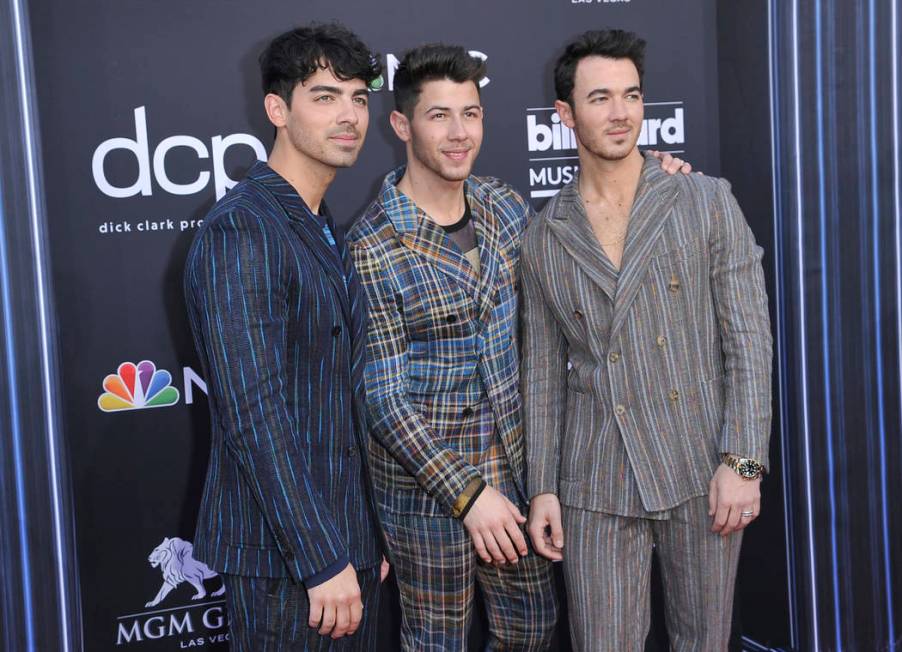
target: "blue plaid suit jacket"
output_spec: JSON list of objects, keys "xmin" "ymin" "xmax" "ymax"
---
[
  {"xmin": 348, "ymin": 167, "xmax": 531, "ymax": 517},
  {"xmin": 184, "ymin": 162, "xmax": 382, "ymax": 584}
]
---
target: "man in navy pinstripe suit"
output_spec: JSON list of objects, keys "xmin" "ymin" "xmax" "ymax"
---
[{"xmin": 184, "ymin": 24, "xmax": 387, "ymax": 650}]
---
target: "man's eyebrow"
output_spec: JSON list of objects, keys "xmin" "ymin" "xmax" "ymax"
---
[
  {"xmin": 585, "ymin": 85, "xmax": 641, "ymax": 98},
  {"xmin": 307, "ymin": 84, "xmax": 342, "ymax": 94},
  {"xmin": 424, "ymin": 105, "xmax": 451, "ymax": 112},
  {"xmin": 463, "ymin": 104, "xmax": 482, "ymax": 112},
  {"xmin": 352, "ymin": 88, "xmax": 369, "ymax": 96}
]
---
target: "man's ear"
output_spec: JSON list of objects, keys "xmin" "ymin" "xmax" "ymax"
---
[
  {"xmin": 554, "ymin": 99, "xmax": 575, "ymax": 130},
  {"xmin": 264, "ymin": 93, "xmax": 289, "ymax": 129},
  {"xmin": 389, "ymin": 110, "xmax": 411, "ymax": 143}
]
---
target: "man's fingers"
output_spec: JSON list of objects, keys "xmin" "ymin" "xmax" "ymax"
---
[
  {"xmin": 349, "ymin": 598, "xmax": 363, "ymax": 633},
  {"xmin": 504, "ymin": 519, "xmax": 529, "ymax": 557},
  {"xmin": 708, "ymin": 481, "xmax": 718, "ymax": 516},
  {"xmin": 712, "ymin": 503, "xmax": 730, "ymax": 533},
  {"xmin": 318, "ymin": 604, "xmax": 337, "ymax": 635},
  {"xmin": 331, "ymin": 603, "xmax": 350, "ymax": 639},
  {"xmin": 505, "ymin": 497, "xmax": 526, "ymax": 524},
  {"xmin": 680, "ymin": 161, "xmax": 693, "ymax": 174},
  {"xmin": 308, "ymin": 599, "xmax": 324, "ymax": 629},
  {"xmin": 470, "ymin": 532, "xmax": 492, "ymax": 564},
  {"xmin": 481, "ymin": 530, "xmax": 507, "ymax": 564},
  {"xmin": 491, "ymin": 526, "xmax": 520, "ymax": 563},
  {"xmin": 722, "ymin": 506, "xmax": 742, "ymax": 536},
  {"xmin": 549, "ymin": 515, "xmax": 565, "ymax": 549}
]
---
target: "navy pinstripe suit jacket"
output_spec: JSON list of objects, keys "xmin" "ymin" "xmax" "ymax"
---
[{"xmin": 184, "ymin": 162, "xmax": 382, "ymax": 584}]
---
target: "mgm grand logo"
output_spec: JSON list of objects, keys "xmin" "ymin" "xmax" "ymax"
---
[{"xmin": 115, "ymin": 537, "xmax": 229, "ymax": 647}]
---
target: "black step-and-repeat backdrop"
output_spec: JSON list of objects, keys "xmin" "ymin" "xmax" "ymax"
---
[{"xmin": 27, "ymin": 1, "xmax": 762, "ymax": 649}]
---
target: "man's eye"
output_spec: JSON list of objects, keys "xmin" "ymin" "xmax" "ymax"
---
[
  {"xmin": 316, "ymin": 95, "xmax": 334, "ymax": 102},
  {"xmin": 354, "ymin": 96, "xmax": 368, "ymax": 106},
  {"xmin": 431, "ymin": 113, "xmax": 446, "ymax": 119}
]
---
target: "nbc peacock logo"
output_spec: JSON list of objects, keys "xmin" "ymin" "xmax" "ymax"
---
[{"xmin": 97, "ymin": 360, "xmax": 181, "ymax": 412}]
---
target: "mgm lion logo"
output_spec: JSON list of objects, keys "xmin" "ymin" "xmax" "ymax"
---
[{"xmin": 145, "ymin": 537, "xmax": 225, "ymax": 608}]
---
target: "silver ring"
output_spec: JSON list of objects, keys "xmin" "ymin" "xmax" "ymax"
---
[{"xmin": 740, "ymin": 510, "xmax": 754, "ymax": 518}]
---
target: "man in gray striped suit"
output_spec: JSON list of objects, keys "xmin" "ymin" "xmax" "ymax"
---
[{"xmin": 521, "ymin": 29, "xmax": 772, "ymax": 651}]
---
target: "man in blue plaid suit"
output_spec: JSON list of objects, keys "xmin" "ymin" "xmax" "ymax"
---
[
  {"xmin": 347, "ymin": 45, "xmax": 559, "ymax": 650},
  {"xmin": 184, "ymin": 24, "xmax": 387, "ymax": 650}
]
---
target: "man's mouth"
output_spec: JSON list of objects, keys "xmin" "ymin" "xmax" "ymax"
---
[
  {"xmin": 330, "ymin": 133, "xmax": 359, "ymax": 144},
  {"xmin": 442, "ymin": 149, "xmax": 470, "ymax": 161}
]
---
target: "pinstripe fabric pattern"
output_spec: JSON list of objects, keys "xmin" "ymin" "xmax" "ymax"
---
[
  {"xmin": 184, "ymin": 162, "xmax": 382, "ymax": 585},
  {"xmin": 381, "ymin": 439, "xmax": 556, "ymax": 651},
  {"xmin": 222, "ymin": 566, "xmax": 382, "ymax": 651},
  {"xmin": 521, "ymin": 153, "xmax": 773, "ymax": 516},
  {"xmin": 562, "ymin": 498, "xmax": 742, "ymax": 652},
  {"xmin": 347, "ymin": 167, "xmax": 529, "ymax": 516}
]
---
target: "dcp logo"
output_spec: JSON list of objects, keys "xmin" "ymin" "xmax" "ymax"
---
[{"xmin": 92, "ymin": 107, "xmax": 266, "ymax": 200}]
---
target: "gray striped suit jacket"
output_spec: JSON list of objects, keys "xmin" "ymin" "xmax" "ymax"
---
[{"xmin": 521, "ymin": 154, "xmax": 772, "ymax": 516}]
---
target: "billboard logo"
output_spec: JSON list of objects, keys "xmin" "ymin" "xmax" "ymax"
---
[
  {"xmin": 115, "ymin": 537, "xmax": 229, "ymax": 647},
  {"xmin": 98, "ymin": 361, "xmax": 180, "ymax": 412},
  {"xmin": 525, "ymin": 102, "xmax": 686, "ymax": 199}
]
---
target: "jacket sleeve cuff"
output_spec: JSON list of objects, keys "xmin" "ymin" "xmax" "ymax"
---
[{"xmin": 303, "ymin": 554, "xmax": 350, "ymax": 589}]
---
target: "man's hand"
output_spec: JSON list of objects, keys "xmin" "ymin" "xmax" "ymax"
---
[
  {"xmin": 647, "ymin": 149, "xmax": 694, "ymax": 175},
  {"xmin": 527, "ymin": 493, "xmax": 564, "ymax": 561},
  {"xmin": 307, "ymin": 563, "xmax": 362, "ymax": 639},
  {"xmin": 462, "ymin": 484, "xmax": 529, "ymax": 564},
  {"xmin": 379, "ymin": 556, "xmax": 390, "ymax": 583},
  {"xmin": 708, "ymin": 463, "xmax": 761, "ymax": 537}
]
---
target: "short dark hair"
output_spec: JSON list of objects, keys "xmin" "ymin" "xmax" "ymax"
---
[
  {"xmin": 393, "ymin": 44, "xmax": 486, "ymax": 116},
  {"xmin": 554, "ymin": 29, "xmax": 646, "ymax": 103},
  {"xmin": 259, "ymin": 23, "xmax": 382, "ymax": 105}
]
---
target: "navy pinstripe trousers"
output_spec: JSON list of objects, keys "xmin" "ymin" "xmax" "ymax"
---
[{"xmin": 222, "ymin": 567, "xmax": 382, "ymax": 651}]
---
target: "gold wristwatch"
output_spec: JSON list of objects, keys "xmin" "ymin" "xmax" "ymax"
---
[{"xmin": 722, "ymin": 453, "xmax": 764, "ymax": 480}]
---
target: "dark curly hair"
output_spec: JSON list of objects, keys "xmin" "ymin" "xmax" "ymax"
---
[{"xmin": 259, "ymin": 22, "xmax": 382, "ymax": 105}]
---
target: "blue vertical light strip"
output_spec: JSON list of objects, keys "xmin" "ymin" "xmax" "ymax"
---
[
  {"xmin": 0, "ymin": 184, "xmax": 35, "ymax": 650},
  {"xmin": 893, "ymin": 0, "xmax": 902, "ymax": 485},
  {"xmin": 791, "ymin": 0, "xmax": 821, "ymax": 648},
  {"xmin": 768, "ymin": 2, "xmax": 798, "ymax": 647},
  {"xmin": 868, "ymin": 0, "xmax": 896, "ymax": 645},
  {"xmin": 10, "ymin": 0, "xmax": 72, "ymax": 648},
  {"xmin": 813, "ymin": 1, "xmax": 843, "ymax": 647}
]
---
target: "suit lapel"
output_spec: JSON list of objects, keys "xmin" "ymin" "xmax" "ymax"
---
[
  {"xmin": 468, "ymin": 180, "xmax": 501, "ymax": 329},
  {"xmin": 608, "ymin": 155, "xmax": 679, "ymax": 340},
  {"xmin": 544, "ymin": 183, "xmax": 618, "ymax": 302},
  {"xmin": 380, "ymin": 170, "xmax": 481, "ymax": 313},
  {"xmin": 248, "ymin": 165, "xmax": 353, "ymax": 328}
]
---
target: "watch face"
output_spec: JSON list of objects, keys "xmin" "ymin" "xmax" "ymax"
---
[{"xmin": 737, "ymin": 459, "xmax": 760, "ymax": 478}]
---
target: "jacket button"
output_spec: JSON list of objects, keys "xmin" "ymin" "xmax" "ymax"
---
[
  {"xmin": 493, "ymin": 290, "xmax": 501, "ymax": 305},
  {"xmin": 347, "ymin": 445, "xmax": 357, "ymax": 457},
  {"xmin": 283, "ymin": 548, "xmax": 295, "ymax": 562},
  {"xmin": 668, "ymin": 273, "xmax": 681, "ymax": 293},
  {"xmin": 656, "ymin": 335, "xmax": 667, "ymax": 347},
  {"xmin": 669, "ymin": 389, "xmax": 680, "ymax": 401},
  {"xmin": 462, "ymin": 406, "xmax": 474, "ymax": 417},
  {"xmin": 614, "ymin": 404, "xmax": 626, "ymax": 416},
  {"xmin": 446, "ymin": 314, "xmax": 458, "ymax": 324},
  {"xmin": 331, "ymin": 325, "xmax": 342, "ymax": 336},
  {"xmin": 574, "ymin": 309, "xmax": 584, "ymax": 320},
  {"xmin": 608, "ymin": 352, "xmax": 620, "ymax": 363}
]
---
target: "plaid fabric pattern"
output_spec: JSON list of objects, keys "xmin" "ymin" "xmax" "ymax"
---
[
  {"xmin": 381, "ymin": 441, "xmax": 557, "ymax": 651},
  {"xmin": 347, "ymin": 167, "xmax": 532, "ymax": 517}
]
